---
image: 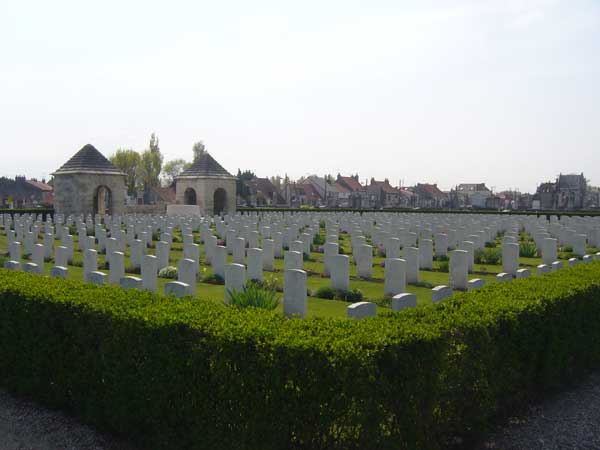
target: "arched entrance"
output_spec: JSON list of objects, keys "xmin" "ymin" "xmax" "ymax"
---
[
  {"xmin": 214, "ymin": 188, "xmax": 227, "ymax": 215},
  {"xmin": 94, "ymin": 185, "xmax": 112, "ymax": 216},
  {"xmin": 184, "ymin": 188, "xmax": 197, "ymax": 205}
]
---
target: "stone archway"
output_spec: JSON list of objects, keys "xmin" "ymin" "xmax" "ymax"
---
[
  {"xmin": 213, "ymin": 188, "xmax": 227, "ymax": 215},
  {"xmin": 184, "ymin": 188, "xmax": 197, "ymax": 205},
  {"xmin": 94, "ymin": 185, "xmax": 112, "ymax": 216}
]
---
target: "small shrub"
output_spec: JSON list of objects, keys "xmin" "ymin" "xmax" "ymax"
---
[
  {"xmin": 227, "ymin": 284, "xmax": 280, "ymax": 310},
  {"xmin": 251, "ymin": 276, "xmax": 283, "ymax": 292},
  {"xmin": 433, "ymin": 254, "xmax": 449, "ymax": 262},
  {"xmin": 519, "ymin": 242, "xmax": 538, "ymax": 258},
  {"xmin": 334, "ymin": 288, "xmax": 364, "ymax": 302},
  {"xmin": 315, "ymin": 286, "xmax": 335, "ymax": 299},
  {"xmin": 484, "ymin": 241, "xmax": 496, "ymax": 248},
  {"xmin": 158, "ymin": 266, "xmax": 178, "ymax": 279},
  {"xmin": 412, "ymin": 280, "xmax": 434, "ymax": 288},
  {"xmin": 562, "ymin": 245, "xmax": 574, "ymax": 252},
  {"xmin": 313, "ymin": 234, "xmax": 325, "ymax": 246},
  {"xmin": 438, "ymin": 261, "xmax": 449, "ymax": 273},
  {"xmin": 474, "ymin": 248, "xmax": 502, "ymax": 265},
  {"xmin": 376, "ymin": 245, "xmax": 386, "ymax": 257}
]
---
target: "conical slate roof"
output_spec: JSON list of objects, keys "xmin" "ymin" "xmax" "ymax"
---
[
  {"xmin": 178, "ymin": 152, "xmax": 233, "ymax": 178},
  {"xmin": 53, "ymin": 144, "xmax": 124, "ymax": 175}
]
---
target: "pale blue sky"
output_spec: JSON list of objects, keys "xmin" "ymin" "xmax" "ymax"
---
[{"xmin": 1, "ymin": 0, "xmax": 599, "ymax": 192}]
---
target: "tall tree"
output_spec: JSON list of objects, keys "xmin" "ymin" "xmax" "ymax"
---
[
  {"xmin": 192, "ymin": 141, "xmax": 206, "ymax": 162},
  {"xmin": 161, "ymin": 159, "xmax": 190, "ymax": 186},
  {"xmin": 110, "ymin": 148, "xmax": 140, "ymax": 196},
  {"xmin": 139, "ymin": 133, "xmax": 163, "ymax": 191}
]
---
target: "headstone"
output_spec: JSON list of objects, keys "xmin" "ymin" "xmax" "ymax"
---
[
  {"xmin": 3, "ymin": 260, "xmax": 20, "ymax": 270},
  {"xmin": 541, "ymin": 238, "xmax": 558, "ymax": 265},
  {"xmin": 501, "ymin": 243, "xmax": 519, "ymax": 276},
  {"xmin": 246, "ymin": 248, "xmax": 263, "ymax": 282},
  {"xmin": 177, "ymin": 258, "xmax": 197, "ymax": 296},
  {"xmin": 551, "ymin": 261, "xmax": 563, "ymax": 271},
  {"xmin": 120, "ymin": 276, "xmax": 143, "ymax": 290},
  {"xmin": 284, "ymin": 251, "xmax": 303, "ymax": 271},
  {"xmin": 50, "ymin": 266, "xmax": 68, "ymax": 278},
  {"xmin": 83, "ymin": 249, "xmax": 98, "ymax": 282},
  {"xmin": 356, "ymin": 244, "xmax": 373, "ymax": 279},
  {"xmin": 283, "ymin": 269, "xmax": 307, "ymax": 318},
  {"xmin": 419, "ymin": 239, "xmax": 433, "ymax": 270},
  {"xmin": 403, "ymin": 247, "xmax": 419, "ymax": 284},
  {"xmin": 141, "ymin": 255, "xmax": 158, "ymax": 292},
  {"xmin": 347, "ymin": 302, "xmax": 376, "ymax": 319},
  {"xmin": 467, "ymin": 278, "xmax": 485, "ymax": 290},
  {"xmin": 109, "ymin": 251, "xmax": 125, "ymax": 285},
  {"xmin": 449, "ymin": 250, "xmax": 468, "ymax": 290},
  {"xmin": 431, "ymin": 285, "xmax": 452, "ymax": 304},
  {"xmin": 262, "ymin": 239, "xmax": 275, "ymax": 272},
  {"xmin": 568, "ymin": 257, "xmax": 579, "ymax": 267},
  {"xmin": 23, "ymin": 262, "xmax": 39, "ymax": 275},
  {"xmin": 330, "ymin": 254, "xmax": 350, "ymax": 291},
  {"xmin": 156, "ymin": 241, "xmax": 170, "ymax": 270},
  {"xmin": 391, "ymin": 293, "xmax": 417, "ymax": 311},
  {"xmin": 164, "ymin": 281, "xmax": 191, "ymax": 297},
  {"xmin": 515, "ymin": 268, "xmax": 531, "ymax": 279},
  {"xmin": 225, "ymin": 263, "xmax": 246, "ymax": 304},
  {"xmin": 213, "ymin": 246, "xmax": 227, "ymax": 279},
  {"xmin": 384, "ymin": 258, "xmax": 406, "ymax": 297},
  {"xmin": 496, "ymin": 272, "xmax": 512, "ymax": 282},
  {"xmin": 323, "ymin": 242, "xmax": 339, "ymax": 276},
  {"xmin": 88, "ymin": 270, "xmax": 107, "ymax": 285},
  {"xmin": 536, "ymin": 264, "xmax": 550, "ymax": 275},
  {"xmin": 232, "ymin": 237, "xmax": 246, "ymax": 264}
]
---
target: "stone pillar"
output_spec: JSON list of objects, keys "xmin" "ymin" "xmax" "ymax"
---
[
  {"xmin": 283, "ymin": 269, "xmax": 307, "ymax": 318},
  {"xmin": 384, "ymin": 258, "xmax": 406, "ymax": 297}
]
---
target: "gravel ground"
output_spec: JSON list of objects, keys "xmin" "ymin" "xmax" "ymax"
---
[
  {"xmin": 477, "ymin": 371, "xmax": 600, "ymax": 450},
  {"xmin": 2, "ymin": 372, "xmax": 600, "ymax": 450},
  {"xmin": 0, "ymin": 389, "xmax": 136, "ymax": 450}
]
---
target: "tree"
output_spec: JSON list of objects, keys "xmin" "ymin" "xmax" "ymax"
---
[
  {"xmin": 161, "ymin": 159, "xmax": 190, "ymax": 186},
  {"xmin": 236, "ymin": 169, "xmax": 255, "ymax": 200},
  {"xmin": 192, "ymin": 141, "xmax": 206, "ymax": 162},
  {"xmin": 110, "ymin": 148, "xmax": 140, "ymax": 197},
  {"xmin": 139, "ymin": 133, "xmax": 163, "ymax": 191}
]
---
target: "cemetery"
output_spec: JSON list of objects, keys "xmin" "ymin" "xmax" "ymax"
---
[{"xmin": 2, "ymin": 204, "xmax": 600, "ymax": 449}]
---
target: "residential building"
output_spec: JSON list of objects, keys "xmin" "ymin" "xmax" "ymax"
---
[
  {"xmin": 413, "ymin": 183, "xmax": 447, "ymax": 208},
  {"xmin": 0, "ymin": 176, "xmax": 53, "ymax": 208},
  {"xmin": 367, "ymin": 178, "xmax": 400, "ymax": 208},
  {"xmin": 456, "ymin": 183, "xmax": 492, "ymax": 208},
  {"xmin": 336, "ymin": 175, "xmax": 368, "ymax": 208}
]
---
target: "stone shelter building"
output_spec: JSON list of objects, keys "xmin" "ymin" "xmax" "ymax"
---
[
  {"xmin": 174, "ymin": 152, "xmax": 236, "ymax": 215},
  {"xmin": 52, "ymin": 144, "xmax": 126, "ymax": 216}
]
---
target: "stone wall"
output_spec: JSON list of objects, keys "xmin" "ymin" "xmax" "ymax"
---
[{"xmin": 53, "ymin": 172, "xmax": 126, "ymax": 216}]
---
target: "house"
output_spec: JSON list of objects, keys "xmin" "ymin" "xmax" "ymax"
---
[
  {"xmin": 287, "ymin": 183, "xmax": 322, "ymax": 207},
  {"xmin": 244, "ymin": 177, "xmax": 286, "ymax": 207},
  {"xmin": 334, "ymin": 181, "xmax": 352, "ymax": 207},
  {"xmin": 456, "ymin": 183, "xmax": 492, "ymax": 209},
  {"xmin": 367, "ymin": 178, "xmax": 400, "ymax": 208},
  {"xmin": 413, "ymin": 183, "xmax": 447, "ymax": 209},
  {"xmin": 535, "ymin": 173, "xmax": 587, "ymax": 210},
  {"xmin": 304, "ymin": 175, "xmax": 339, "ymax": 207},
  {"xmin": 0, "ymin": 176, "xmax": 53, "ymax": 208},
  {"xmin": 336, "ymin": 175, "xmax": 368, "ymax": 208}
]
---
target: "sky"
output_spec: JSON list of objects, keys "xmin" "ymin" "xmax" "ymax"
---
[{"xmin": 1, "ymin": 0, "xmax": 599, "ymax": 193}]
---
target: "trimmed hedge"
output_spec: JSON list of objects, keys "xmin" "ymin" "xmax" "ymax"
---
[
  {"xmin": 1, "ymin": 265, "xmax": 600, "ymax": 449},
  {"xmin": 0, "ymin": 208, "xmax": 54, "ymax": 219}
]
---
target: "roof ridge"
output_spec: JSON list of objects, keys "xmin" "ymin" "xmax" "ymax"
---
[{"xmin": 54, "ymin": 144, "xmax": 123, "ymax": 175}]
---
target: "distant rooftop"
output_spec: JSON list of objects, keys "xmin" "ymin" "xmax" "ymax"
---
[
  {"xmin": 53, "ymin": 144, "xmax": 123, "ymax": 175},
  {"xmin": 177, "ymin": 152, "xmax": 233, "ymax": 178}
]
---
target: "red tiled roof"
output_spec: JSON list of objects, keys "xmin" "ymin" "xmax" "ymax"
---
[
  {"xmin": 338, "ymin": 176, "xmax": 364, "ymax": 192},
  {"xmin": 25, "ymin": 180, "xmax": 53, "ymax": 191},
  {"xmin": 334, "ymin": 182, "xmax": 351, "ymax": 194},
  {"xmin": 416, "ymin": 183, "xmax": 445, "ymax": 196},
  {"xmin": 300, "ymin": 183, "xmax": 321, "ymax": 200},
  {"xmin": 370, "ymin": 180, "xmax": 398, "ymax": 194}
]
